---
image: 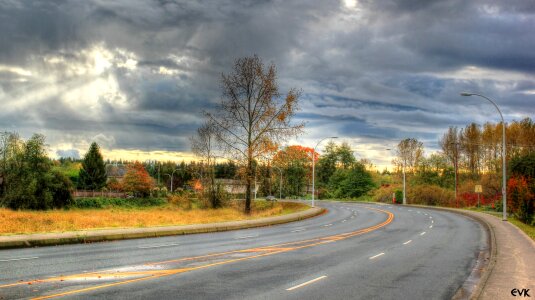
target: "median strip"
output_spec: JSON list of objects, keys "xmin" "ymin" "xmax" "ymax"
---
[{"xmin": 0, "ymin": 206, "xmax": 325, "ymax": 249}]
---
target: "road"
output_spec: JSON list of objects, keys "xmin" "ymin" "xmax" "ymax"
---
[{"xmin": 0, "ymin": 201, "xmax": 487, "ymax": 300}]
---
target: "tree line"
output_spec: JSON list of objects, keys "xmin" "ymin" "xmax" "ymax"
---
[{"xmin": 391, "ymin": 118, "xmax": 534, "ymax": 223}]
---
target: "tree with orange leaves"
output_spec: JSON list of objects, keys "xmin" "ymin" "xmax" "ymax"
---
[
  {"xmin": 122, "ymin": 162, "xmax": 155, "ymax": 198},
  {"xmin": 271, "ymin": 145, "xmax": 318, "ymax": 197},
  {"xmin": 272, "ymin": 145, "xmax": 318, "ymax": 168},
  {"xmin": 206, "ymin": 55, "xmax": 304, "ymax": 214}
]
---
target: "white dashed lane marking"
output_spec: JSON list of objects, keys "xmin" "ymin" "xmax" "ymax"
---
[
  {"xmin": 286, "ymin": 276, "xmax": 327, "ymax": 291},
  {"xmin": 0, "ymin": 257, "xmax": 39, "ymax": 262},
  {"xmin": 369, "ymin": 253, "xmax": 385, "ymax": 260},
  {"xmin": 234, "ymin": 235, "xmax": 257, "ymax": 240}
]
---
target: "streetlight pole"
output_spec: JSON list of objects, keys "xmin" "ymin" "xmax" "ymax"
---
[
  {"xmin": 164, "ymin": 174, "xmax": 172, "ymax": 192},
  {"xmin": 312, "ymin": 136, "xmax": 338, "ymax": 207},
  {"xmin": 402, "ymin": 160, "xmax": 406, "ymax": 205},
  {"xmin": 461, "ymin": 92, "xmax": 507, "ymax": 221},
  {"xmin": 273, "ymin": 166, "xmax": 283, "ymax": 200}
]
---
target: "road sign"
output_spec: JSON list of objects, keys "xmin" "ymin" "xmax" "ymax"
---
[{"xmin": 475, "ymin": 185, "xmax": 482, "ymax": 193}]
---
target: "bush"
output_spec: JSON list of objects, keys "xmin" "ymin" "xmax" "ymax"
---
[
  {"xmin": 49, "ymin": 170, "xmax": 74, "ymax": 209},
  {"xmin": 395, "ymin": 190, "xmax": 403, "ymax": 204},
  {"xmin": 168, "ymin": 194, "xmax": 193, "ymax": 210},
  {"xmin": 372, "ymin": 185, "xmax": 399, "ymax": 203},
  {"xmin": 198, "ymin": 182, "xmax": 229, "ymax": 208},
  {"xmin": 407, "ymin": 184, "xmax": 454, "ymax": 206},
  {"xmin": 71, "ymin": 197, "xmax": 166, "ymax": 209},
  {"xmin": 507, "ymin": 176, "xmax": 534, "ymax": 224},
  {"xmin": 106, "ymin": 178, "xmax": 123, "ymax": 192}
]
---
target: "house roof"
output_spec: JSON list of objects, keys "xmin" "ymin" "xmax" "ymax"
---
[{"xmin": 106, "ymin": 164, "xmax": 127, "ymax": 178}]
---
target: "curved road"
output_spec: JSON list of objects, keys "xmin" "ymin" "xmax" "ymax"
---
[{"xmin": 0, "ymin": 202, "xmax": 487, "ymax": 299}]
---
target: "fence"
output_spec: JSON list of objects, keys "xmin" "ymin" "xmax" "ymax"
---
[{"xmin": 73, "ymin": 190, "xmax": 127, "ymax": 198}]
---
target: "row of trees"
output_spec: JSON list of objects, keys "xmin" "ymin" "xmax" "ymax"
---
[
  {"xmin": 390, "ymin": 118, "xmax": 535, "ymax": 223},
  {"xmin": 440, "ymin": 118, "xmax": 535, "ymax": 175},
  {"xmin": 0, "ymin": 136, "xmax": 162, "ymax": 210}
]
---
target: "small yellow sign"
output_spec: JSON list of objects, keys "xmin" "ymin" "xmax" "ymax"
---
[{"xmin": 475, "ymin": 185, "xmax": 483, "ymax": 193}]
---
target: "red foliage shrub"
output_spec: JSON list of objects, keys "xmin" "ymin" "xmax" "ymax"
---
[{"xmin": 507, "ymin": 175, "xmax": 534, "ymax": 223}]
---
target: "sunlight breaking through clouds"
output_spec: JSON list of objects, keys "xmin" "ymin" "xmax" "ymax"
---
[{"xmin": 0, "ymin": 0, "xmax": 533, "ymax": 165}]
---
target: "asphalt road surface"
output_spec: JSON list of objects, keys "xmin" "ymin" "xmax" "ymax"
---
[{"xmin": 0, "ymin": 201, "xmax": 487, "ymax": 300}]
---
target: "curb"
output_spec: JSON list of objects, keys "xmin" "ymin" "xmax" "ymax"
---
[
  {"xmin": 0, "ymin": 206, "xmax": 325, "ymax": 250},
  {"xmin": 406, "ymin": 205, "xmax": 497, "ymax": 300}
]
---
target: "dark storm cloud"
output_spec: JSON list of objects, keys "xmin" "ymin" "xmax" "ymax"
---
[{"xmin": 0, "ymin": 0, "xmax": 533, "ymax": 157}]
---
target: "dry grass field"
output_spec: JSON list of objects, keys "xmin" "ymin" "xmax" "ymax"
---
[{"xmin": 0, "ymin": 201, "xmax": 308, "ymax": 235}]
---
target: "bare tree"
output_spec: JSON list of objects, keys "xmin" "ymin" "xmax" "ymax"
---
[
  {"xmin": 460, "ymin": 123, "xmax": 481, "ymax": 175},
  {"xmin": 190, "ymin": 120, "xmax": 221, "ymax": 208},
  {"xmin": 395, "ymin": 138, "xmax": 424, "ymax": 173},
  {"xmin": 206, "ymin": 55, "xmax": 304, "ymax": 214},
  {"xmin": 440, "ymin": 126, "xmax": 461, "ymax": 200}
]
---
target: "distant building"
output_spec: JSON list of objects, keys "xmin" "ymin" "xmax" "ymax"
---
[
  {"xmin": 214, "ymin": 179, "xmax": 259, "ymax": 195},
  {"xmin": 105, "ymin": 164, "xmax": 127, "ymax": 181}
]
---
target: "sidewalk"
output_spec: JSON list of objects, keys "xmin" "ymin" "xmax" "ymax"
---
[
  {"xmin": 469, "ymin": 211, "xmax": 535, "ymax": 300},
  {"xmin": 0, "ymin": 206, "xmax": 324, "ymax": 249}
]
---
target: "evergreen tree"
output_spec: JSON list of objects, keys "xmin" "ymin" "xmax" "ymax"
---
[{"xmin": 78, "ymin": 142, "xmax": 107, "ymax": 190}]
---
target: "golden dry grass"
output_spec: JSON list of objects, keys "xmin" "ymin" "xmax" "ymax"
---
[{"xmin": 0, "ymin": 201, "xmax": 308, "ymax": 235}]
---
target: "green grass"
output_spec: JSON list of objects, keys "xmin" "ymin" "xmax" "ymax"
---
[
  {"xmin": 465, "ymin": 206, "xmax": 534, "ymax": 241},
  {"xmin": 70, "ymin": 197, "xmax": 167, "ymax": 209},
  {"xmin": 508, "ymin": 217, "xmax": 535, "ymax": 241}
]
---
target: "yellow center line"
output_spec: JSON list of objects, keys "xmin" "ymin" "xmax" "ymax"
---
[{"xmin": 2, "ymin": 206, "xmax": 393, "ymax": 299}]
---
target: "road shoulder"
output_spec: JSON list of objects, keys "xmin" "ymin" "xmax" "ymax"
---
[{"xmin": 406, "ymin": 205, "xmax": 534, "ymax": 300}]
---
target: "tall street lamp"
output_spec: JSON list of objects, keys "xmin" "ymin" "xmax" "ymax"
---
[
  {"xmin": 312, "ymin": 136, "xmax": 338, "ymax": 207},
  {"xmin": 461, "ymin": 92, "xmax": 507, "ymax": 221},
  {"xmin": 164, "ymin": 174, "xmax": 172, "ymax": 192},
  {"xmin": 166, "ymin": 168, "xmax": 181, "ymax": 193}
]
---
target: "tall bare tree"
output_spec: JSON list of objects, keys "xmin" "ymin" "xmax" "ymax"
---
[
  {"xmin": 206, "ymin": 55, "xmax": 304, "ymax": 214},
  {"xmin": 440, "ymin": 126, "xmax": 461, "ymax": 200},
  {"xmin": 460, "ymin": 122, "xmax": 481, "ymax": 175},
  {"xmin": 395, "ymin": 138, "xmax": 424, "ymax": 173},
  {"xmin": 191, "ymin": 120, "xmax": 221, "ymax": 208}
]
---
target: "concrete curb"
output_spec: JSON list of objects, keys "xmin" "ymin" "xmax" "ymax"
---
[
  {"xmin": 0, "ymin": 206, "xmax": 325, "ymax": 249},
  {"xmin": 405, "ymin": 205, "xmax": 496, "ymax": 300}
]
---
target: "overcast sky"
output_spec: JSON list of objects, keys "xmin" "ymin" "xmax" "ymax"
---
[{"xmin": 0, "ymin": 0, "xmax": 534, "ymax": 168}]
